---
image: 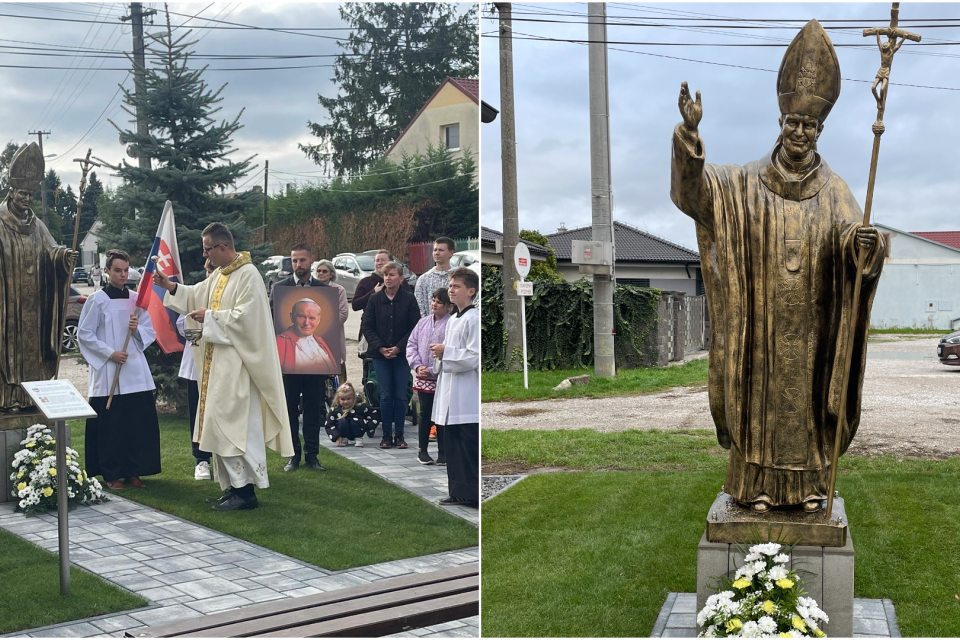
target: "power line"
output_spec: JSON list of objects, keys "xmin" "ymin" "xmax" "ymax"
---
[{"xmin": 487, "ymin": 29, "xmax": 960, "ymax": 92}]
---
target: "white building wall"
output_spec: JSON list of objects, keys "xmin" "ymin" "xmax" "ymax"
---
[{"xmin": 870, "ymin": 228, "xmax": 960, "ymax": 330}]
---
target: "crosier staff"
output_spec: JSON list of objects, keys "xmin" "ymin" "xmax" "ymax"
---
[{"xmin": 826, "ymin": 2, "xmax": 920, "ymax": 519}]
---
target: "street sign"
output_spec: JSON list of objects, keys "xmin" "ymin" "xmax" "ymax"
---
[
  {"xmin": 514, "ymin": 242, "xmax": 531, "ymax": 278},
  {"xmin": 517, "ymin": 281, "xmax": 534, "ymax": 296}
]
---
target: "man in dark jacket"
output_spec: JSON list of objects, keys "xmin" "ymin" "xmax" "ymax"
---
[
  {"xmin": 360, "ymin": 261, "xmax": 421, "ymax": 449},
  {"xmin": 271, "ymin": 243, "xmax": 330, "ymax": 472}
]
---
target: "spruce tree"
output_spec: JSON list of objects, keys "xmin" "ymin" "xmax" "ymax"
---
[
  {"xmin": 100, "ymin": 15, "xmax": 265, "ymax": 285},
  {"xmin": 98, "ymin": 14, "xmax": 267, "ymax": 410}
]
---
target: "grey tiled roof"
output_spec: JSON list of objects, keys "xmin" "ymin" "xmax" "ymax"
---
[
  {"xmin": 546, "ymin": 221, "xmax": 699, "ymax": 263},
  {"xmin": 481, "ymin": 226, "xmax": 551, "ymax": 256}
]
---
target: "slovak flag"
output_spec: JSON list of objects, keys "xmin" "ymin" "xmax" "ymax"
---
[{"xmin": 136, "ymin": 200, "xmax": 185, "ymax": 354}]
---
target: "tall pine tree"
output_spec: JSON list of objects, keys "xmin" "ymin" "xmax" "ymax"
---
[
  {"xmin": 100, "ymin": 13, "xmax": 265, "ymax": 284},
  {"xmin": 99, "ymin": 12, "xmax": 266, "ymax": 410},
  {"xmin": 300, "ymin": 3, "xmax": 478, "ymax": 176}
]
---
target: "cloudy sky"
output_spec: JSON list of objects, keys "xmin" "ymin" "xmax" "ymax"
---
[
  {"xmin": 480, "ymin": 2, "xmax": 960, "ymax": 252},
  {"xmin": 0, "ymin": 1, "xmax": 373, "ymax": 194}
]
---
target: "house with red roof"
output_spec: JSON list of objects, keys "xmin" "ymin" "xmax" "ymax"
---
[
  {"xmin": 871, "ymin": 223, "xmax": 960, "ymax": 330},
  {"xmin": 385, "ymin": 77, "xmax": 478, "ymax": 184}
]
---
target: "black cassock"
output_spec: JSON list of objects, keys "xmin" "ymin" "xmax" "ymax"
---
[{"xmin": 444, "ymin": 423, "xmax": 478, "ymax": 503}]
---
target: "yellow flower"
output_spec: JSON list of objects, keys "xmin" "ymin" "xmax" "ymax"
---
[
  {"xmin": 16, "ymin": 482, "xmax": 26, "ymax": 491},
  {"xmin": 761, "ymin": 600, "xmax": 776, "ymax": 614},
  {"xmin": 77, "ymin": 473, "xmax": 84, "ymax": 482},
  {"xmin": 725, "ymin": 619, "xmax": 743, "ymax": 633},
  {"xmin": 42, "ymin": 487, "xmax": 53, "ymax": 498},
  {"xmin": 776, "ymin": 578, "xmax": 795, "ymax": 589},
  {"xmin": 17, "ymin": 470, "xmax": 24, "ymax": 479},
  {"xmin": 48, "ymin": 468, "xmax": 57, "ymax": 477},
  {"xmin": 732, "ymin": 577, "xmax": 751, "ymax": 589},
  {"xmin": 25, "ymin": 442, "xmax": 35, "ymax": 448},
  {"xmin": 813, "ymin": 629, "xmax": 826, "ymax": 638},
  {"xmin": 793, "ymin": 616, "xmax": 807, "ymax": 632},
  {"xmin": 43, "ymin": 450, "xmax": 52, "ymax": 456},
  {"xmin": 780, "ymin": 634, "xmax": 792, "ymax": 638}
]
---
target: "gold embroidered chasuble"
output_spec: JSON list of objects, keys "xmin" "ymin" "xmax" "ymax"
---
[
  {"xmin": 164, "ymin": 252, "xmax": 293, "ymax": 460},
  {"xmin": 671, "ymin": 127, "xmax": 884, "ymax": 507}
]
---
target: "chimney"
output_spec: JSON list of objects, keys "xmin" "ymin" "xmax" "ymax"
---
[{"xmin": 558, "ymin": 222, "xmax": 567, "ymax": 232}]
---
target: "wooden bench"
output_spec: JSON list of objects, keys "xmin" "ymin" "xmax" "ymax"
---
[{"xmin": 126, "ymin": 563, "xmax": 479, "ymax": 638}]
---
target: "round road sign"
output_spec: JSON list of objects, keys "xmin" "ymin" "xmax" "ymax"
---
[{"xmin": 514, "ymin": 242, "xmax": 531, "ymax": 279}]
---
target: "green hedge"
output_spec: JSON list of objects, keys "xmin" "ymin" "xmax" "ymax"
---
[{"xmin": 481, "ymin": 264, "xmax": 661, "ymax": 372}]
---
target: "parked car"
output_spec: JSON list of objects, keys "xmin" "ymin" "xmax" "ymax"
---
[
  {"xmin": 265, "ymin": 256, "xmax": 292, "ymax": 293},
  {"xmin": 62, "ymin": 287, "xmax": 88, "ymax": 352},
  {"xmin": 357, "ymin": 250, "xmax": 417, "ymax": 289},
  {"xmin": 71, "ymin": 267, "xmax": 88, "ymax": 283},
  {"xmin": 450, "ymin": 249, "xmax": 480, "ymax": 270},
  {"xmin": 124, "ymin": 266, "xmax": 143, "ymax": 290},
  {"xmin": 329, "ymin": 251, "xmax": 417, "ymax": 301},
  {"xmin": 937, "ymin": 330, "xmax": 960, "ymax": 366}
]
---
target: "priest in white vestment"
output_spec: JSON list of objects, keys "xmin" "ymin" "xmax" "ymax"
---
[{"xmin": 154, "ymin": 222, "xmax": 294, "ymax": 511}]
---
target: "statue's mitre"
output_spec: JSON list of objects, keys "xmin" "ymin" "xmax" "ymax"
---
[
  {"xmin": 777, "ymin": 19, "xmax": 840, "ymax": 122},
  {"xmin": 8, "ymin": 142, "xmax": 44, "ymax": 191}
]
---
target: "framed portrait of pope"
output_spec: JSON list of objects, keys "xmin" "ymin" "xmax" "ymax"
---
[{"xmin": 272, "ymin": 286, "xmax": 345, "ymax": 376}]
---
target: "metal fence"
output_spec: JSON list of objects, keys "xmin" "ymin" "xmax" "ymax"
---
[{"xmin": 684, "ymin": 295, "xmax": 709, "ymax": 354}]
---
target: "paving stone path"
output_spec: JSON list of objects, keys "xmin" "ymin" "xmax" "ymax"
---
[
  {"xmin": 320, "ymin": 424, "xmax": 478, "ymax": 525},
  {"xmin": 650, "ymin": 592, "xmax": 901, "ymax": 638},
  {"xmin": 0, "ymin": 495, "xmax": 478, "ymax": 638}
]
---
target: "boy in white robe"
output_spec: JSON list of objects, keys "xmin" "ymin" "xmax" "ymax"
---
[
  {"xmin": 154, "ymin": 222, "xmax": 294, "ymax": 511},
  {"xmin": 430, "ymin": 267, "xmax": 480, "ymax": 508},
  {"xmin": 78, "ymin": 249, "xmax": 160, "ymax": 490}
]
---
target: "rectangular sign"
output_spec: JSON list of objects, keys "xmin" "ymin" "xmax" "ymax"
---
[
  {"xmin": 517, "ymin": 281, "xmax": 534, "ymax": 296},
  {"xmin": 20, "ymin": 380, "xmax": 97, "ymax": 420}
]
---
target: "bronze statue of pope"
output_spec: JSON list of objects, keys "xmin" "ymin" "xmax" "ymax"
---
[{"xmin": 670, "ymin": 20, "xmax": 884, "ymax": 513}]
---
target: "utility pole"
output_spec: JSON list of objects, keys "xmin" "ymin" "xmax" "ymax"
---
[
  {"xmin": 28, "ymin": 130, "xmax": 51, "ymax": 226},
  {"xmin": 587, "ymin": 3, "xmax": 616, "ymax": 377},
  {"xmin": 262, "ymin": 160, "xmax": 269, "ymax": 244},
  {"xmin": 495, "ymin": 3, "xmax": 523, "ymax": 372},
  {"xmin": 121, "ymin": 3, "xmax": 157, "ymax": 171}
]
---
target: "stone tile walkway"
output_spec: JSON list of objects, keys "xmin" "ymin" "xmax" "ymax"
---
[
  {"xmin": 0, "ymin": 496, "xmax": 478, "ymax": 638},
  {"xmin": 319, "ymin": 422, "xmax": 478, "ymax": 525},
  {"xmin": 650, "ymin": 592, "xmax": 901, "ymax": 638}
]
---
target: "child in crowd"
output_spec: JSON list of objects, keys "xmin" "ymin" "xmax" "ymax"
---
[
  {"xmin": 406, "ymin": 287, "xmax": 454, "ymax": 466},
  {"xmin": 324, "ymin": 382, "xmax": 377, "ymax": 447}
]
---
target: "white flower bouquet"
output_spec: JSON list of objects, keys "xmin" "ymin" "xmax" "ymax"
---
[
  {"xmin": 8, "ymin": 424, "xmax": 108, "ymax": 516},
  {"xmin": 698, "ymin": 542, "xmax": 829, "ymax": 638}
]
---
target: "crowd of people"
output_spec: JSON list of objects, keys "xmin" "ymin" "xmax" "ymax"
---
[{"xmin": 77, "ymin": 225, "xmax": 480, "ymax": 511}]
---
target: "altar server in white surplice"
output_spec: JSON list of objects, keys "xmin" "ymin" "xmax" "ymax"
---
[
  {"xmin": 78, "ymin": 249, "xmax": 161, "ymax": 491},
  {"xmin": 154, "ymin": 222, "xmax": 294, "ymax": 511}
]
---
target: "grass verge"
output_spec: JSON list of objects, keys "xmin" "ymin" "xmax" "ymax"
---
[
  {"xmin": 481, "ymin": 429, "xmax": 960, "ymax": 637},
  {"xmin": 481, "ymin": 358, "xmax": 709, "ymax": 403},
  {"xmin": 71, "ymin": 416, "xmax": 477, "ymax": 571},
  {"xmin": 869, "ymin": 327, "xmax": 952, "ymax": 335},
  {"xmin": 0, "ymin": 528, "xmax": 146, "ymax": 634}
]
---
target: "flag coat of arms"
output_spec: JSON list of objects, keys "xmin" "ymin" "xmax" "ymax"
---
[{"xmin": 135, "ymin": 201, "xmax": 185, "ymax": 353}]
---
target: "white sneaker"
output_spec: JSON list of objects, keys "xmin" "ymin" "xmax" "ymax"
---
[
  {"xmin": 194, "ymin": 461, "xmax": 211, "ymax": 480},
  {"xmin": 354, "ymin": 440, "xmax": 364, "ymax": 447}
]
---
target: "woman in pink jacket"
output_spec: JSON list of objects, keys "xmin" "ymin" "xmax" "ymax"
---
[{"xmin": 405, "ymin": 287, "xmax": 454, "ymax": 465}]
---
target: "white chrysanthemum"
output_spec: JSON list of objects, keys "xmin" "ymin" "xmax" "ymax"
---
[
  {"xmin": 744, "ymin": 551, "xmax": 762, "ymax": 563},
  {"xmin": 768, "ymin": 565, "xmax": 789, "ymax": 581},
  {"xmin": 774, "ymin": 554, "xmax": 790, "ymax": 564},
  {"xmin": 764, "ymin": 581, "xmax": 774, "ymax": 592},
  {"xmin": 752, "ymin": 542, "xmax": 782, "ymax": 556},
  {"xmin": 757, "ymin": 616, "xmax": 778, "ymax": 634},
  {"xmin": 701, "ymin": 624, "xmax": 718, "ymax": 638}
]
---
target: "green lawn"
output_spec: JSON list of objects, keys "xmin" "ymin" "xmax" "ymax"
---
[
  {"xmin": 71, "ymin": 416, "xmax": 477, "ymax": 571},
  {"xmin": 869, "ymin": 327, "xmax": 952, "ymax": 335},
  {"xmin": 0, "ymin": 528, "xmax": 146, "ymax": 635},
  {"xmin": 482, "ymin": 359, "xmax": 709, "ymax": 403},
  {"xmin": 481, "ymin": 429, "xmax": 960, "ymax": 638}
]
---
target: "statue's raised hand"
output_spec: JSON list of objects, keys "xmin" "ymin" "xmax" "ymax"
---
[{"xmin": 679, "ymin": 81, "xmax": 702, "ymax": 132}]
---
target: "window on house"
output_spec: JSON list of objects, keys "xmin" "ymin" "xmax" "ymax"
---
[
  {"xmin": 443, "ymin": 123, "xmax": 460, "ymax": 150},
  {"xmin": 618, "ymin": 278, "xmax": 651, "ymax": 288}
]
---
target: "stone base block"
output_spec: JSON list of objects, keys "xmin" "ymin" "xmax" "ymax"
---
[
  {"xmin": 697, "ymin": 529, "xmax": 854, "ymax": 637},
  {"xmin": 0, "ymin": 413, "xmax": 69, "ymax": 505}
]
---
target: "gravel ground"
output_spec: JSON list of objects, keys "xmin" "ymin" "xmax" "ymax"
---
[
  {"xmin": 482, "ymin": 335, "xmax": 960, "ymax": 460},
  {"xmin": 481, "ymin": 475, "xmax": 525, "ymax": 501}
]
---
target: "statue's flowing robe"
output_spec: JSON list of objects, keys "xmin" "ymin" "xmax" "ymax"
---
[
  {"xmin": 0, "ymin": 202, "xmax": 73, "ymax": 410},
  {"xmin": 164, "ymin": 253, "xmax": 293, "ymax": 490},
  {"xmin": 670, "ymin": 125, "xmax": 884, "ymax": 507}
]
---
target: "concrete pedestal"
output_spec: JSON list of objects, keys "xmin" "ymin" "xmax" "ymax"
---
[
  {"xmin": 697, "ymin": 529, "xmax": 854, "ymax": 637},
  {"xmin": 0, "ymin": 411, "xmax": 67, "ymax": 505}
]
